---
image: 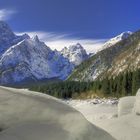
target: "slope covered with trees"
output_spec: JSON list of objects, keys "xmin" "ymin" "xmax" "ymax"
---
[
  {"xmin": 68, "ymin": 30, "xmax": 140, "ymax": 82},
  {"xmin": 30, "ymin": 31, "xmax": 140, "ymax": 99},
  {"xmin": 30, "ymin": 69, "xmax": 140, "ymax": 99}
]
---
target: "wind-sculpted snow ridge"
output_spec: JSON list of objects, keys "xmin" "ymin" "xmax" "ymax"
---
[
  {"xmin": 118, "ymin": 96, "xmax": 135, "ymax": 117},
  {"xmin": 0, "ymin": 87, "xmax": 115, "ymax": 140}
]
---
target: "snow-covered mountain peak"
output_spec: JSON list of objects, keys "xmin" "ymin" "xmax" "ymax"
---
[
  {"xmin": 0, "ymin": 21, "xmax": 75, "ymax": 84},
  {"xmin": 61, "ymin": 43, "xmax": 88, "ymax": 66},
  {"xmin": 0, "ymin": 21, "xmax": 31, "ymax": 56},
  {"xmin": 68, "ymin": 43, "xmax": 84, "ymax": 51},
  {"xmin": 114, "ymin": 31, "xmax": 132, "ymax": 40},
  {"xmin": 20, "ymin": 33, "xmax": 30, "ymax": 39},
  {"xmin": 32, "ymin": 35, "xmax": 40, "ymax": 43},
  {"xmin": 100, "ymin": 31, "xmax": 132, "ymax": 51},
  {"xmin": 0, "ymin": 34, "xmax": 74, "ymax": 84}
]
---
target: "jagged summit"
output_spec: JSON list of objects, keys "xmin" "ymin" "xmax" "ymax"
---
[
  {"xmin": 32, "ymin": 35, "xmax": 40, "ymax": 43},
  {"xmin": 0, "ymin": 21, "xmax": 30, "ymax": 56},
  {"xmin": 61, "ymin": 43, "xmax": 88, "ymax": 66}
]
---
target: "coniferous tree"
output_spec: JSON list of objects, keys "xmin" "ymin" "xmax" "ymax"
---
[
  {"xmin": 122, "ymin": 73, "xmax": 127, "ymax": 96},
  {"xmin": 116, "ymin": 75, "xmax": 123, "ymax": 97},
  {"xmin": 132, "ymin": 70, "xmax": 140, "ymax": 95},
  {"xmin": 126, "ymin": 71, "xmax": 133, "ymax": 95}
]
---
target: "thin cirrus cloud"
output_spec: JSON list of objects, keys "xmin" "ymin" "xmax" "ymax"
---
[
  {"xmin": 15, "ymin": 31, "xmax": 107, "ymax": 54},
  {"xmin": 0, "ymin": 9, "xmax": 16, "ymax": 20}
]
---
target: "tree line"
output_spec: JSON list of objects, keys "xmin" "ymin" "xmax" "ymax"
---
[{"xmin": 30, "ymin": 69, "xmax": 140, "ymax": 99}]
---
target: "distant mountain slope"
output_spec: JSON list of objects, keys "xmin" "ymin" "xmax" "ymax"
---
[
  {"xmin": 68, "ymin": 30, "xmax": 140, "ymax": 81},
  {"xmin": 60, "ymin": 43, "xmax": 88, "ymax": 66},
  {"xmin": 0, "ymin": 21, "xmax": 74, "ymax": 85},
  {"xmin": 0, "ymin": 21, "xmax": 139, "ymax": 85},
  {"xmin": 0, "ymin": 35, "xmax": 74, "ymax": 85}
]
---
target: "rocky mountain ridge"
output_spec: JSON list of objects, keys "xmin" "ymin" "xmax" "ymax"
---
[
  {"xmin": 0, "ymin": 21, "xmax": 138, "ymax": 85},
  {"xmin": 68, "ymin": 30, "xmax": 140, "ymax": 81},
  {"xmin": 60, "ymin": 43, "xmax": 88, "ymax": 66},
  {"xmin": 0, "ymin": 21, "xmax": 74, "ymax": 85}
]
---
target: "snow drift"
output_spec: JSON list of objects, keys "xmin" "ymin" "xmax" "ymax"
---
[
  {"xmin": 0, "ymin": 87, "xmax": 115, "ymax": 140},
  {"xmin": 134, "ymin": 89, "xmax": 140, "ymax": 115},
  {"xmin": 67, "ymin": 89, "xmax": 140, "ymax": 140},
  {"xmin": 118, "ymin": 96, "xmax": 135, "ymax": 117}
]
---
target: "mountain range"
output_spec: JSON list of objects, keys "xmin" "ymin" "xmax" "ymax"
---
[
  {"xmin": 0, "ymin": 21, "xmax": 75, "ymax": 85},
  {"xmin": 0, "ymin": 21, "xmax": 139, "ymax": 85},
  {"xmin": 68, "ymin": 31, "xmax": 140, "ymax": 81}
]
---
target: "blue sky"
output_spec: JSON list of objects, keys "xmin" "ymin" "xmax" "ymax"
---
[{"xmin": 0, "ymin": 0, "xmax": 140, "ymax": 52}]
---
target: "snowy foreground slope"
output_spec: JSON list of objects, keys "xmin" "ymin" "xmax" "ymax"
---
[
  {"xmin": 66, "ymin": 89, "xmax": 140, "ymax": 140},
  {"xmin": 0, "ymin": 87, "xmax": 115, "ymax": 140}
]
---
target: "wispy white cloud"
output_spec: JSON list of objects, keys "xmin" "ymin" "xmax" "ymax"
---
[
  {"xmin": 0, "ymin": 9, "xmax": 16, "ymax": 20},
  {"xmin": 46, "ymin": 38, "xmax": 106, "ymax": 53},
  {"xmin": 15, "ymin": 31, "xmax": 107, "ymax": 54}
]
